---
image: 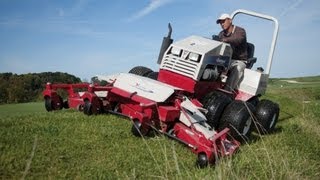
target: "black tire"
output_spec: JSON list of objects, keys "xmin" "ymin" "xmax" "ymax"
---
[
  {"xmin": 131, "ymin": 120, "xmax": 149, "ymax": 137},
  {"xmin": 83, "ymin": 99, "xmax": 93, "ymax": 115},
  {"xmin": 83, "ymin": 98, "xmax": 102, "ymax": 116},
  {"xmin": 254, "ymin": 99, "xmax": 279, "ymax": 134},
  {"xmin": 129, "ymin": 66, "xmax": 153, "ymax": 77},
  {"xmin": 45, "ymin": 95, "xmax": 63, "ymax": 111},
  {"xmin": 220, "ymin": 101, "xmax": 255, "ymax": 141},
  {"xmin": 248, "ymin": 96, "xmax": 259, "ymax": 107},
  {"xmin": 202, "ymin": 91, "xmax": 232, "ymax": 129},
  {"xmin": 196, "ymin": 153, "xmax": 209, "ymax": 168},
  {"xmin": 63, "ymin": 100, "xmax": 69, "ymax": 109},
  {"xmin": 147, "ymin": 71, "xmax": 158, "ymax": 80},
  {"xmin": 57, "ymin": 96, "xmax": 63, "ymax": 110},
  {"xmin": 44, "ymin": 96, "xmax": 52, "ymax": 112}
]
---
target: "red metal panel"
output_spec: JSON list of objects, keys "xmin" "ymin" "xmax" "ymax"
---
[
  {"xmin": 158, "ymin": 106, "xmax": 180, "ymax": 122},
  {"xmin": 173, "ymin": 123, "xmax": 215, "ymax": 162},
  {"xmin": 158, "ymin": 69, "xmax": 196, "ymax": 92}
]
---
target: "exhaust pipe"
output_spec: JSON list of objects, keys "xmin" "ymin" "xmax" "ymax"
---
[{"xmin": 157, "ymin": 23, "xmax": 173, "ymax": 64}]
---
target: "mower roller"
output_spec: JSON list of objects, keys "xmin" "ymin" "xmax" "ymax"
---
[{"xmin": 42, "ymin": 9, "xmax": 280, "ymax": 167}]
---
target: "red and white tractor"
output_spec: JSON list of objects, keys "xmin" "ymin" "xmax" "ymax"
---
[{"xmin": 43, "ymin": 9, "xmax": 280, "ymax": 167}]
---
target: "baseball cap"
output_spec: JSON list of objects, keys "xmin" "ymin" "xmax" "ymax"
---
[{"xmin": 216, "ymin": 13, "xmax": 231, "ymax": 24}]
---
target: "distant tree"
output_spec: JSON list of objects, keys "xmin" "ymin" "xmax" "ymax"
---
[
  {"xmin": 91, "ymin": 76, "xmax": 108, "ymax": 86},
  {"xmin": 7, "ymin": 74, "xmax": 25, "ymax": 103},
  {"xmin": 0, "ymin": 73, "xmax": 11, "ymax": 103},
  {"xmin": 0, "ymin": 72, "xmax": 82, "ymax": 104}
]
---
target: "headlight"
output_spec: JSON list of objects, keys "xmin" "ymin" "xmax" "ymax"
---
[
  {"xmin": 171, "ymin": 46, "xmax": 181, "ymax": 56},
  {"xmin": 189, "ymin": 52, "xmax": 200, "ymax": 62}
]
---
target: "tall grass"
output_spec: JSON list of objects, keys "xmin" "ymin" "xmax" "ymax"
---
[{"xmin": 1, "ymin": 77, "xmax": 319, "ymax": 179}]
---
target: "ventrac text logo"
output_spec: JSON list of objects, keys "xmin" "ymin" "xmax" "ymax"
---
[
  {"xmin": 216, "ymin": 58, "xmax": 225, "ymax": 64},
  {"xmin": 131, "ymin": 82, "xmax": 154, "ymax": 93}
]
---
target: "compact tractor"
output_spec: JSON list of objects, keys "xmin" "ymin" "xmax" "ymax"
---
[{"xmin": 43, "ymin": 9, "xmax": 280, "ymax": 167}]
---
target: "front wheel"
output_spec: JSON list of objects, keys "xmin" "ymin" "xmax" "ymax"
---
[
  {"xmin": 219, "ymin": 101, "xmax": 255, "ymax": 142},
  {"xmin": 202, "ymin": 91, "xmax": 232, "ymax": 129}
]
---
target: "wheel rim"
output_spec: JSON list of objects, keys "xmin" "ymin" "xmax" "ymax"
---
[
  {"xmin": 77, "ymin": 104, "xmax": 84, "ymax": 111},
  {"xmin": 242, "ymin": 117, "xmax": 252, "ymax": 135},
  {"xmin": 269, "ymin": 113, "xmax": 277, "ymax": 128}
]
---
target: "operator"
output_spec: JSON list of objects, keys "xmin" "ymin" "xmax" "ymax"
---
[{"xmin": 216, "ymin": 13, "xmax": 248, "ymax": 93}]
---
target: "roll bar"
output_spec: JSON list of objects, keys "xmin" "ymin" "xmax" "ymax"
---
[{"xmin": 231, "ymin": 9, "xmax": 279, "ymax": 75}]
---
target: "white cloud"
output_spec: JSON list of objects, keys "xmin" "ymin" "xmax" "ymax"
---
[{"xmin": 128, "ymin": 0, "xmax": 173, "ymax": 21}]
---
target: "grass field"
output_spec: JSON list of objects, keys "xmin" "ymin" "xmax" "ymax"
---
[{"xmin": 1, "ymin": 77, "xmax": 320, "ymax": 179}]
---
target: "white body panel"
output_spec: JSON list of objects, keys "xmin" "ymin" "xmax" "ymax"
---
[
  {"xmin": 78, "ymin": 91, "xmax": 108, "ymax": 97},
  {"xmin": 238, "ymin": 69, "xmax": 269, "ymax": 95},
  {"xmin": 179, "ymin": 98, "xmax": 216, "ymax": 139},
  {"xmin": 172, "ymin": 35, "xmax": 231, "ymax": 56},
  {"xmin": 95, "ymin": 91, "xmax": 108, "ymax": 97},
  {"xmin": 113, "ymin": 73, "xmax": 180, "ymax": 102}
]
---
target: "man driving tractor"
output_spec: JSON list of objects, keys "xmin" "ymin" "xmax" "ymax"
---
[{"xmin": 216, "ymin": 13, "xmax": 248, "ymax": 93}]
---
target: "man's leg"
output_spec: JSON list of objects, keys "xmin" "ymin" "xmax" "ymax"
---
[{"xmin": 224, "ymin": 60, "xmax": 246, "ymax": 92}]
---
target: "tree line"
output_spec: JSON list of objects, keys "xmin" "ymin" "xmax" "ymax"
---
[{"xmin": 0, "ymin": 72, "xmax": 81, "ymax": 104}]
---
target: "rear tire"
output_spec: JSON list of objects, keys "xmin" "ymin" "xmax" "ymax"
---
[
  {"xmin": 254, "ymin": 99, "xmax": 279, "ymax": 134},
  {"xmin": 220, "ymin": 101, "xmax": 255, "ymax": 141},
  {"xmin": 202, "ymin": 91, "xmax": 232, "ymax": 129},
  {"xmin": 129, "ymin": 66, "xmax": 153, "ymax": 77}
]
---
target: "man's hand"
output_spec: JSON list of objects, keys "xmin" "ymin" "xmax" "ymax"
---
[{"xmin": 221, "ymin": 38, "xmax": 228, "ymax": 43}]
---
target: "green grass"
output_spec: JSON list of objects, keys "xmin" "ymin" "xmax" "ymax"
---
[{"xmin": 1, "ymin": 77, "xmax": 320, "ymax": 179}]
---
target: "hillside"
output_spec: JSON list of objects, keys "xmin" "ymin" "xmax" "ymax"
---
[{"xmin": 0, "ymin": 76, "xmax": 319, "ymax": 179}]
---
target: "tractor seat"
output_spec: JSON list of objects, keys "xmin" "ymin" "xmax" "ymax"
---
[{"xmin": 246, "ymin": 42, "xmax": 257, "ymax": 69}]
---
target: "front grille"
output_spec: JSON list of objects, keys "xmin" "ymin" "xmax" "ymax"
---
[{"xmin": 162, "ymin": 55, "xmax": 199, "ymax": 79}]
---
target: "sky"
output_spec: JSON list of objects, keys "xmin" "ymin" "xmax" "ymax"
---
[{"xmin": 0, "ymin": 0, "xmax": 319, "ymax": 80}]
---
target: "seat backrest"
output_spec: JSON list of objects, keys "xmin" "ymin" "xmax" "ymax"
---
[
  {"xmin": 247, "ymin": 42, "xmax": 255, "ymax": 58},
  {"xmin": 246, "ymin": 42, "xmax": 257, "ymax": 69}
]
